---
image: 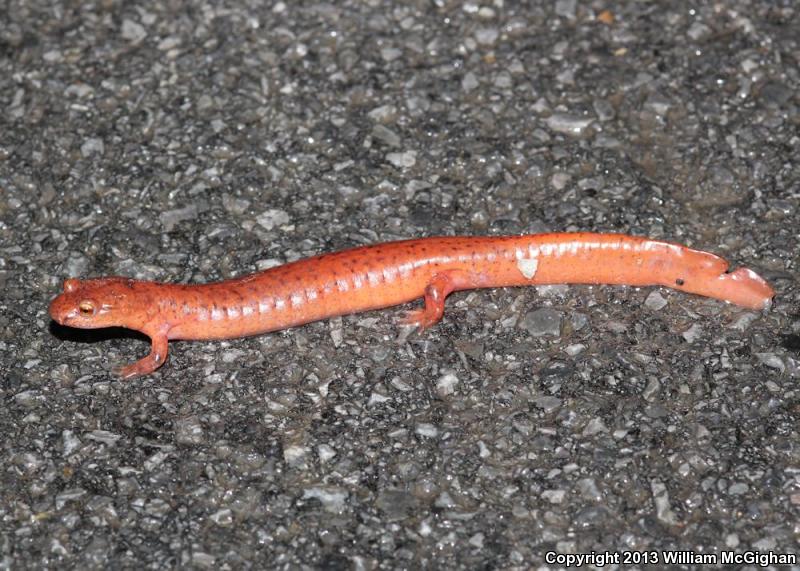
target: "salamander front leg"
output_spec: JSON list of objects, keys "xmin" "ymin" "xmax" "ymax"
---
[
  {"xmin": 400, "ymin": 271, "xmax": 468, "ymax": 330},
  {"xmin": 114, "ymin": 332, "xmax": 170, "ymax": 379}
]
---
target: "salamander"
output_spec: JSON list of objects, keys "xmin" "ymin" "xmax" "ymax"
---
[{"xmin": 49, "ymin": 233, "xmax": 774, "ymax": 378}]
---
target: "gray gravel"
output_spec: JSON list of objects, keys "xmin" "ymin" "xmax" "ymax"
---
[{"xmin": 2, "ymin": 1, "xmax": 799, "ymax": 569}]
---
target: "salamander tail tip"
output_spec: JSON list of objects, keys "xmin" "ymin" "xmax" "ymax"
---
[{"xmin": 723, "ymin": 267, "xmax": 775, "ymax": 311}]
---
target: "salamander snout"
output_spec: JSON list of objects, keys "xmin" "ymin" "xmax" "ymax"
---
[
  {"xmin": 49, "ymin": 277, "xmax": 139, "ymax": 329},
  {"xmin": 48, "ymin": 297, "xmax": 77, "ymax": 325},
  {"xmin": 49, "ymin": 281, "xmax": 100, "ymax": 327},
  {"xmin": 49, "ymin": 295, "xmax": 94, "ymax": 326}
]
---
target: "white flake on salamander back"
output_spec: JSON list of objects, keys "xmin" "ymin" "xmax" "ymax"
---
[{"xmin": 517, "ymin": 257, "xmax": 539, "ymax": 280}]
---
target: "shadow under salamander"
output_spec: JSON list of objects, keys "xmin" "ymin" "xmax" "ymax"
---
[{"xmin": 49, "ymin": 321, "xmax": 150, "ymax": 345}]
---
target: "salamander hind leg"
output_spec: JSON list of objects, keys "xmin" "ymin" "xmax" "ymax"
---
[
  {"xmin": 114, "ymin": 333, "xmax": 170, "ymax": 379},
  {"xmin": 399, "ymin": 270, "xmax": 479, "ymax": 331}
]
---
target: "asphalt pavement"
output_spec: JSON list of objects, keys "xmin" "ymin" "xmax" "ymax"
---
[{"xmin": 1, "ymin": 1, "xmax": 798, "ymax": 568}]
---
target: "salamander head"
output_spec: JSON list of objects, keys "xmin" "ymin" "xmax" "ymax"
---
[{"xmin": 50, "ymin": 277, "xmax": 144, "ymax": 330}]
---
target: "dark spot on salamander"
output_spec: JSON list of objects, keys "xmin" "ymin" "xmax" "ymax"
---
[{"xmin": 675, "ymin": 278, "xmax": 685, "ymax": 286}]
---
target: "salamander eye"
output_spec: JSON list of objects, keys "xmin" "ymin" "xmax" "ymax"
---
[{"xmin": 78, "ymin": 300, "xmax": 96, "ymax": 316}]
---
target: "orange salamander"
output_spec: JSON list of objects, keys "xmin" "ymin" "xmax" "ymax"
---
[{"xmin": 49, "ymin": 233, "xmax": 774, "ymax": 378}]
